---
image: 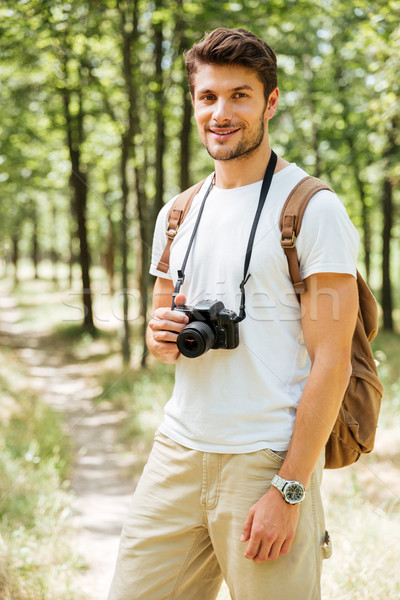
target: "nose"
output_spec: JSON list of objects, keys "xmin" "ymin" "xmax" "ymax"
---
[{"xmin": 212, "ymin": 97, "xmax": 232, "ymax": 125}]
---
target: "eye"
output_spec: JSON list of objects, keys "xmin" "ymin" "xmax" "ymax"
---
[
  {"xmin": 233, "ymin": 92, "xmax": 248, "ymax": 99},
  {"xmin": 200, "ymin": 94, "xmax": 216, "ymax": 102}
]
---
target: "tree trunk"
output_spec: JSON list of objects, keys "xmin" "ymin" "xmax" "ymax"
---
[
  {"xmin": 335, "ymin": 61, "xmax": 372, "ymax": 284},
  {"xmin": 180, "ymin": 88, "xmax": 192, "ymax": 190},
  {"xmin": 32, "ymin": 205, "xmax": 39, "ymax": 279},
  {"xmin": 135, "ymin": 168, "xmax": 150, "ymax": 368},
  {"xmin": 304, "ymin": 56, "xmax": 320, "ymax": 177},
  {"xmin": 68, "ymin": 214, "xmax": 75, "ymax": 289},
  {"xmin": 63, "ymin": 87, "xmax": 94, "ymax": 332},
  {"xmin": 139, "ymin": 242, "xmax": 149, "ymax": 368},
  {"xmin": 120, "ymin": 140, "xmax": 131, "ymax": 364},
  {"xmin": 154, "ymin": 11, "xmax": 165, "ymax": 215},
  {"xmin": 175, "ymin": 0, "xmax": 191, "ymax": 191},
  {"xmin": 118, "ymin": 3, "xmax": 138, "ymax": 365},
  {"xmin": 51, "ymin": 202, "xmax": 59, "ymax": 287},
  {"xmin": 123, "ymin": 1, "xmax": 150, "ymax": 367},
  {"xmin": 380, "ymin": 116, "xmax": 398, "ymax": 332},
  {"xmin": 105, "ymin": 204, "xmax": 115, "ymax": 296},
  {"xmin": 133, "ymin": 0, "xmax": 166, "ymax": 367},
  {"xmin": 354, "ymin": 171, "xmax": 371, "ymax": 283},
  {"xmin": 381, "ymin": 177, "xmax": 393, "ymax": 331},
  {"xmin": 12, "ymin": 234, "xmax": 19, "ymax": 286},
  {"xmin": 339, "ymin": 95, "xmax": 372, "ymax": 283},
  {"xmin": 71, "ymin": 168, "xmax": 94, "ymax": 331}
]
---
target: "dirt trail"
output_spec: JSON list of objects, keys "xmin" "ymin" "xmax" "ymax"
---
[{"xmin": 0, "ymin": 286, "xmax": 136, "ymax": 600}]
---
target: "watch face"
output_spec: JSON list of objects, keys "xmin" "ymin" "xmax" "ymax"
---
[{"xmin": 284, "ymin": 483, "xmax": 305, "ymax": 504}]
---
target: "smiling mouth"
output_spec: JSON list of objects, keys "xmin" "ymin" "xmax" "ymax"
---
[{"xmin": 209, "ymin": 127, "xmax": 240, "ymax": 138}]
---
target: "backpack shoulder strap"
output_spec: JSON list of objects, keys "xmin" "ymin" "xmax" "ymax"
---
[
  {"xmin": 279, "ymin": 176, "xmax": 333, "ymax": 295},
  {"xmin": 156, "ymin": 179, "xmax": 206, "ymax": 273}
]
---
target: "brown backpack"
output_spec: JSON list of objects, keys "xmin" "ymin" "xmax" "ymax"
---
[{"xmin": 157, "ymin": 176, "xmax": 384, "ymax": 469}]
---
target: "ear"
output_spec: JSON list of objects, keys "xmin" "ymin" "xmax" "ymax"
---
[{"xmin": 266, "ymin": 88, "xmax": 279, "ymax": 120}]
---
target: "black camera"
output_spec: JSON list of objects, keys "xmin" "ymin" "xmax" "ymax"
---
[{"xmin": 175, "ymin": 300, "xmax": 239, "ymax": 359}]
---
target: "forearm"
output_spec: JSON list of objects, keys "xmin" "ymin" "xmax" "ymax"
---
[
  {"xmin": 278, "ymin": 357, "xmax": 352, "ymax": 486},
  {"xmin": 242, "ymin": 273, "xmax": 357, "ymax": 562}
]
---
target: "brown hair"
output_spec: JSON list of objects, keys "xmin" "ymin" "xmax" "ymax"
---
[{"xmin": 184, "ymin": 28, "xmax": 278, "ymax": 102}]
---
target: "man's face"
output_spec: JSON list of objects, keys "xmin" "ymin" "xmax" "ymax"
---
[{"xmin": 192, "ymin": 63, "xmax": 271, "ymax": 162}]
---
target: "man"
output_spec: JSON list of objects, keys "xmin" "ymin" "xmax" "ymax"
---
[{"xmin": 108, "ymin": 28, "xmax": 359, "ymax": 600}]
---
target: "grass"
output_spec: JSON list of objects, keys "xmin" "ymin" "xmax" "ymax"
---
[
  {"xmin": 321, "ymin": 486, "xmax": 400, "ymax": 599},
  {"xmin": 372, "ymin": 330, "xmax": 400, "ymax": 427},
  {"xmin": 96, "ymin": 360, "xmax": 175, "ymax": 474},
  {"xmin": 320, "ymin": 328, "xmax": 400, "ymax": 600},
  {"xmin": 0, "ymin": 345, "xmax": 81, "ymax": 600}
]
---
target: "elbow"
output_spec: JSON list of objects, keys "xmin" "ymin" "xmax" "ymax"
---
[
  {"xmin": 333, "ymin": 357, "xmax": 353, "ymax": 390},
  {"xmin": 340, "ymin": 359, "xmax": 352, "ymax": 388},
  {"xmin": 312, "ymin": 350, "xmax": 352, "ymax": 385}
]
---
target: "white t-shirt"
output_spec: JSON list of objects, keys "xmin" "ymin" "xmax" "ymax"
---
[{"xmin": 149, "ymin": 163, "xmax": 359, "ymax": 453}]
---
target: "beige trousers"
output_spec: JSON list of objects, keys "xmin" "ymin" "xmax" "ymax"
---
[{"xmin": 108, "ymin": 432, "xmax": 331, "ymax": 600}]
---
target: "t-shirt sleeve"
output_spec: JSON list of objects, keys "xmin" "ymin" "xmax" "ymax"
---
[
  {"xmin": 296, "ymin": 190, "xmax": 359, "ymax": 279},
  {"xmin": 149, "ymin": 197, "xmax": 177, "ymax": 280}
]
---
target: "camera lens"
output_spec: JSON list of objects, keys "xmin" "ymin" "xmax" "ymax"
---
[{"xmin": 177, "ymin": 322, "xmax": 216, "ymax": 358}]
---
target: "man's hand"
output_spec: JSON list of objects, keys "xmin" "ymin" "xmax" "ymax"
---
[
  {"xmin": 241, "ymin": 486, "xmax": 299, "ymax": 562},
  {"xmin": 147, "ymin": 284, "xmax": 189, "ymax": 363}
]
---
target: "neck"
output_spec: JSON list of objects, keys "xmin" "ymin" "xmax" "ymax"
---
[{"xmin": 213, "ymin": 138, "xmax": 289, "ymax": 189}]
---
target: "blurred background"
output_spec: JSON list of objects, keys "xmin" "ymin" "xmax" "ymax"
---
[{"xmin": 0, "ymin": 1, "xmax": 399, "ymax": 599}]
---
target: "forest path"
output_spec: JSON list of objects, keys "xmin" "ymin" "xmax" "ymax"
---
[{"xmin": 0, "ymin": 283, "xmax": 136, "ymax": 600}]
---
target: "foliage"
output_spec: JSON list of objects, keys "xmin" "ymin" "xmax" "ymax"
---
[{"xmin": 1, "ymin": 1, "xmax": 399, "ymax": 335}]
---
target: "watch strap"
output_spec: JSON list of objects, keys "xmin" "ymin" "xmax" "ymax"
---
[{"xmin": 271, "ymin": 474, "xmax": 287, "ymax": 493}]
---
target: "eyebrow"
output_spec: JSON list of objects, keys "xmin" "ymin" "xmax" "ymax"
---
[{"xmin": 196, "ymin": 84, "xmax": 254, "ymax": 95}]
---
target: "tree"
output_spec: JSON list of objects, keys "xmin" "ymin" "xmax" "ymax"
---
[
  {"xmin": 49, "ymin": 5, "xmax": 98, "ymax": 331},
  {"xmin": 1, "ymin": 0, "xmax": 398, "ymax": 350},
  {"xmin": 360, "ymin": 1, "xmax": 400, "ymax": 329}
]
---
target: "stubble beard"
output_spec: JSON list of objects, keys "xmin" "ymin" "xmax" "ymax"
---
[{"xmin": 203, "ymin": 112, "xmax": 266, "ymax": 162}]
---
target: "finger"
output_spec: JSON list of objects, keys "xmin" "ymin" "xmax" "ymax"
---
[
  {"xmin": 149, "ymin": 318, "xmax": 188, "ymax": 334},
  {"xmin": 248, "ymin": 525, "xmax": 278, "ymax": 562},
  {"xmin": 240, "ymin": 510, "xmax": 254, "ymax": 542},
  {"xmin": 278, "ymin": 537, "xmax": 292, "ymax": 557},
  {"xmin": 153, "ymin": 307, "xmax": 189, "ymax": 324},
  {"xmin": 243, "ymin": 520, "xmax": 264, "ymax": 559},
  {"xmin": 253, "ymin": 540, "xmax": 280, "ymax": 563},
  {"xmin": 240, "ymin": 531, "xmax": 250, "ymax": 543},
  {"xmin": 152, "ymin": 330, "xmax": 179, "ymax": 343},
  {"xmin": 174, "ymin": 293, "xmax": 186, "ymax": 307},
  {"xmin": 265, "ymin": 538, "xmax": 284, "ymax": 561},
  {"xmin": 244, "ymin": 535, "xmax": 262, "ymax": 560}
]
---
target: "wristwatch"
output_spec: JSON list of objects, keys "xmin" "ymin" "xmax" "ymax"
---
[{"xmin": 271, "ymin": 474, "xmax": 306, "ymax": 505}]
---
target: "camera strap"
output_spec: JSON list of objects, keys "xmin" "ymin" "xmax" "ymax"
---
[
  {"xmin": 171, "ymin": 176, "xmax": 215, "ymax": 309},
  {"xmin": 237, "ymin": 150, "xmax": 277, "ymax": 321},
  {"xmin": 172, "ymin": 150, "xmax": 277, "ymax": 315}
]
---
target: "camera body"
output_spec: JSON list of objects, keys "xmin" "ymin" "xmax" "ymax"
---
[{"xmin": 175, "ymin": 300, "xmax": 239, "ymax": 358}]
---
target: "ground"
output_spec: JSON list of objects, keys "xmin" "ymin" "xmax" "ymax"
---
[{"xmin": 0, "ymin": 277, "xmax": 399, "ymax": 599}]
